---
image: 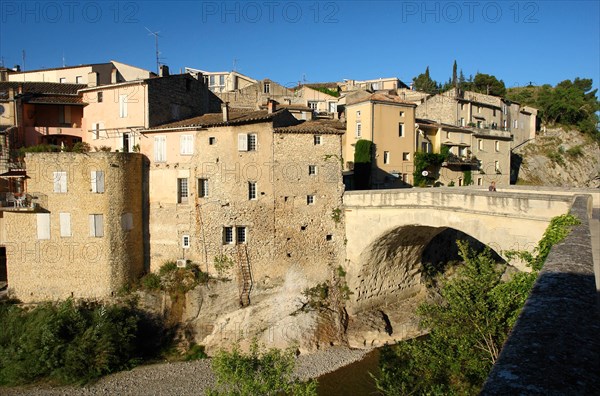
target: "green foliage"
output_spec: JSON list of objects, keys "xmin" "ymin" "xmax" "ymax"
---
[
  {"xmin": 506, "ymin": 78, "xmax": 600, "ymax": 137},
  {"xmin": 302, "ymin": 282, "xmax": 330, "ymax": 310},
  {"xmin": 546, "ymin": 150, "xmax": 566, "ymax": 166},
  {"xmin": 159, "ymin": 261, "xmax": 179, "ymax": 276},
  {"xmin": 336, "ymin": 265, "xmax": 346, "ymax": 278},
  {"xmin": 375, "ymin": 241, "xmax": 535, "ymax": 395},
  {"xmin": 184, "ymin": 343, "xmax": 208, "ymax": 361},
  {"xmin": 413, "ymin": 66, "xmax": 439, "ymax": 94},
  {"xmin": 207, "ymin": 340, "xmax": 317, "ymax": 396},
  {"xmin": 376, "ymin": 214, "xmax": 580, "ymax": 394},
  {"xmin": 413, "ymin": 151, "xmax": 448, "ymax": 186},
  {"xmin": 472, "ymin": 73, "xmax": 506, "ymax": 97},
  {"xmin": 566, "ymin": 145, "xmax": 584, "ymax": 157},
  {"xmin": 19, "ymin": 144, "xmax": 61, "ymax": 156},
  {"xmin": 331, "ymin": 208, "xmax": 342, "ymax": 223},
  {"xmin": 354, "ymin": 139, "xmax": 373, "ymax": 163},
  {"xmin": 71, "ymin": 142, "xmax": 91, "ymax": 153},
  {"xmin": 0, "ymin": 299, "xmax": 161, "ymax": 386},
  {"xmin": 213, "ymin": 254, "xmax": 234, "ymax": 278},
  {"xmin": 311, "ymin": 86, "xmax": 339, "ymax": 98},
  {"xmin": 463, "ymin": 170, "xmax": 473, "ymax": 186},
  {"xmin": 95, "ymin": 146, "xmax": 112, "ymax": 152},
  {"xmin": 140, "ymin": 273, "xmax": 161, "ymax": 290}
]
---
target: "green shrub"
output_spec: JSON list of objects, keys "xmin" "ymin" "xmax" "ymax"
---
[
  {"xmin": 213, "ymin": 254, "xmax": 234, "ymax": 278},
  {"xmin": 159, "ymin": 261, "xmax": 178, "ymax": 276},
  {"xmin": 566, "ymin": 145, "xmax": 584, "ymax": 157},
  {"xmin": 354, "ymin": 139, "xmax": 373, "ymax": 163},
  {"xmin": 71, "ymin": 142, "xmax": 91, "ymax": 153},
  {"xmin": 140, "ymin": 273, "xmax": 161, "ymax": 290},
  {"xmin": 0, "ymin": 299, "xmax": 165, "ymax": 386},
  {"xmin": 184, "ymin": 343, "xmax": 208, "ymax": 361}
]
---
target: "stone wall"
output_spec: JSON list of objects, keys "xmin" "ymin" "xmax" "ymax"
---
[
  {"xmin": 4, "ymin": 152, "xmax": 144, "ymax": 302},
  {"xmin": 482, "ymin": 195, "xmax": 599, "ymax": 394}
]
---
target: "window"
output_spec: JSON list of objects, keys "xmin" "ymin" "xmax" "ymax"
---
[
  {"xmin": 182, "ymin": 235, "xmax": 190, "ymax": 249},
  {"xmin": 478, "ymin": 139, "xmax": 484, "ymax": 151},
  {"xmin": 238, "ymin": 133, "xmax": 257, "ymax": 151},
  {"xmin": 460, "ymin": 117, "xmax": 465, "ymax": 127},
  {"xmin": 402, "ymin": 152, "xmax": 410, "ymax": 161},
  {"xmin": 478, "ymin": 106, "xmax": 481, "ymax": 113},
  {"xmin": 121, "ymin": 213, "xmax": 133, "ymax": 231},
  {"xmin": 356, "ymin": 110, "xmax": 361, "ymax": 118},
  {"xmin": 495, "ymin": 141, "xmax": 500, "ymax": 152},
  {"xmin": 263, "ymin": 82, "xmax": 270, "ymax": 93},
  {"xmin": 92, "ymin": 122, "xmax": 103, "ymax": 140},
  {"xmin": 119, "ymin": 94, "xmax": 128, "ymax": 118},
  {"xmin": 177, "ymin": 178, "xmax": 188, "ymax": 203},
  {"xmin": 180, "ymin": 134, "xmax": 193, "ymax": 155},
  {"xmin": 53, "ymin": 171, "xmax": 67, "ymax": 193},
  {"xmin": 59, "ymin": 212, "xmax": 71, "ymax": 237},
  {"xmin": 398, "ymin": 123, "xmax": 404, "ymax": 137},
  {"xmin": 383, "ymin": 151, "xmax": 390, "ymax": 164},
  {"xmin": 91, "ymin": 170, "xmax": 105, "ymax": 193},
  {"xmin": 37, "ymin": 213, "xmax": 50, "ymax": 240},
  {"xmin": 477, "ymin": 120, "xmax": 482, "ymax": 128},
  {"xmin": 495, "ymin": 161, "xmax": 500, "ymax": 172},
  {"xmin": 209, "ymin": 137, "xmax": 216, "ymax": 145},
  {"xmin": 356, "ymin": 123, "xmax": 362, "ymax": 138},
  {"xmin": 219, "ymin": 75, "xmax": 225, "ymax": 86},
  {"xmin": 97, "ymin": 92, "xmax": 103, "ymax": 103},
  {"xmin": 513, "ymin": 120, "xmax": 518, "ymax": 129},
  {"xmin": 248, "ymin": 182, "xmax": 257, "ymax": 200},
  {"xmin": 307, "ymin": 195, "xmax": 315, "ymax": 205},
  {"xmin": 209, "ymin": 75, "xmax": 215, "ymax": 86},
  {"xmin": 59, "ymin": 77, "xmax": 66, "ymax": 83},
  {"xmin": 328, "ymin": 102, "xmax": 337, "ymax": 113},
  {"xmin": 89, "ymin": 214, "xmax": 104, "ymax": 237},
  {"xmin": 154, "ymin": 136, "xmax": 166, "ymax": 162},
  {"xmin": 198, "ymin": 178, "xmax": 209, "ymax": 197},
  {"xmin": 75, "ymin": 76, "xmax": 83, "ymax": 84},
  {"xmin": 223, "ymin": 227, "xmax": 234, "ymax": 244},
  {"xmin": 58, "ymin": 105, "xmax": 71, "ymax": 124},
  {"xmin": 314, "ymin": 135, "xmax": 322, "ymax": 145},
  {"xmin": 399, "ymin": 111, "xmax": 405, "ymax": 117},
  {"xmin": 460, "ymin": 103, "xmax": 465, "ymax": 111},
  {"xmin": 236, "ymin": 227, "xmax": 247, "ymax": 244},
  {"xmin": 493, "ymin": 109, "xmax": 496, "ymax": 117},
  {"xmin": 308, "ymin": 165, "xmax": 317, "ymax": 176},
  {"xmin": 503, "ymin": 105, "xmax": 507, "ymax": 115},
  {"xmin": 308, "ymin": 101, "xmax": 318, "ymax": 111},
  {"xmin": 477, "ymin": 177, "xmax": 483, "ymax": 186}
]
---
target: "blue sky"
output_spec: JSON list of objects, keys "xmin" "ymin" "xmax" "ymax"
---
[{"xmin": 1, "ymin": 1, "xmax": 599, "ymax": 90}]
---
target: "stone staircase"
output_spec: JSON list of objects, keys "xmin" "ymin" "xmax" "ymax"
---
[{"xmin": 237, "ymin": 245, "xmax": 252, "ymax": 307}]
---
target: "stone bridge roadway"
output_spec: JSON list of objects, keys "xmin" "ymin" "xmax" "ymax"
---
[{"xmin": 342, "ymin": 187, "xmax": 594, "ymax": 315}]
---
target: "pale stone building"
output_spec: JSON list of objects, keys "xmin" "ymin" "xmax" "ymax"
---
[
  {"xmin": 343, "ymin": 93, "xmax": 417, "ymax": 188},
  {"xmin": 185, "ymin": 68, "xmax": 257, "ymax": 93},
  {"xmin": 1, "ymin": 152, "xmax": 144, "ymax": 302},
  {"xmin": 140, "ymin": 104, "xmax": 345, "ymax": 305}
]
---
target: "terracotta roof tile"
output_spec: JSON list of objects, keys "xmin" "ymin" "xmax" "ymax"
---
[
  {"xmin": 147, "ymin": 109, "xmax": 277, "ymax": 130},
  {"xmin": 0, "ymin": 81, "xmax": 86, "ymax": 95},
  {"xmin": 274, "ymin": 120, "xmax": 345, "ymax": 135}
]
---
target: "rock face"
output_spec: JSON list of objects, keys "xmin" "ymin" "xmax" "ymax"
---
[{"xmin": 513, "ymin": 128, "xmax": 600, "ymax": 188}]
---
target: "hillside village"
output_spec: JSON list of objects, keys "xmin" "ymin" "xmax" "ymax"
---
[{"xmin": 0, "ymin": 60, "xmax": 544, "ymax": 306}]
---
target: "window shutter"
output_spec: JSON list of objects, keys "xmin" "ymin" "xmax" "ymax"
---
[
  {"xmin": 89, "ymin": 215, "xmax": 95, "ymax": 236},
  {"xmin": 59, "ymin": 213, "xmax": 71, "ymax": 237},
  {"xmin": 95, "ymin": 215, "xmax": 104, "ymax": 237},
  {"xmin": 53, "ymin": 171, "xmax": 67, "ymax": 193},
  {"xmin": 154, "ymin": 136, "xmax": 166, "ymax": 162},
  {"xmin": 37, "ymin": 213, "xmax": 50, "ymax": 240},
  {"xmin": 238, "ymin": 133, "xmax": 248, "ymax": 151},
  {"xmin": 96, "ymin": 171, "xmax": 105, "ymax": 193}
]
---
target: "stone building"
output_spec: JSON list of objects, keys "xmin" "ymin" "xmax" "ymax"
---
[
  {"xmin": 139, "ymin": 103, "xmax": 345, "ymax": 304},
  {"xmin": 185, "ymin": 68, "xmax": 257, "ymax": 93},
  {"xmin": 1, "ymin": 152, "xmax": 144, "ymax": 302},
  {"xmin": 343, "ymin": 93, "xmax": 418, "ymax": 188},
  {"xmin": 216, "ymin": 79, "xmax": 296, "ymax": 110}
]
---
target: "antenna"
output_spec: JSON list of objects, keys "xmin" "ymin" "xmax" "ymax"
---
[
  {"xmin": 232, "ymin": 58, "xmax": 238, "ymax": 72},
  {"xmin": 62, "ymin": 52, "xmax": 66, "ymax": 68},
  {"xmin": 145, "ymin": 27, "xmax": 161, "ymax": 74},
  {"xmin": 22, "ymin": 50, "xmax": 26, "ymax": 71}
]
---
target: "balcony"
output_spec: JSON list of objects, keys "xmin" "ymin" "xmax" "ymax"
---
[
  {"xmin": 443, "ymin": 153, "xmax": 480, "ymax": 170},
  {"xmin": 0, "ymin": 192, "xmax": 47, "ymax": 212}
]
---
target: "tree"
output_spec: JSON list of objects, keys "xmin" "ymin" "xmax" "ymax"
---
[
  {"xmin": 452, "ymin": 60, "xmax": 458, "ymax": 87},
  {"xmin": 208, "ymin": 340, "xmax": 317, "ymax": 396},
  {"xmin": 413, "ymin": 66, "xmax": 439, "ymax": 94},
  {"xmin": 472, "ymin": 73, "xmax": 506, "ymax": 96}
]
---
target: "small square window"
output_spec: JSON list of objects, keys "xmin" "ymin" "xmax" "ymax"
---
[
  {"xmin": 198, "ymin": 178, "xmax": 209, "ymax": 197},
  {"xmin": 248, "ymin": 181, "xmax": 257, "ymax": 200},
  {"xmin": 247, "ymin": 134, "xmax": 257, "ymax": 151},
  {"xmin": 326, "ymin": 234, "xmax": 333, "ymax": 241},
  {"xmin": 178, "ymin": 178, "xmax": 188, "ymax": 203},
  {"xmin": 182, "ymin": 235, "xmax": 190, "ymax": 248},
  {"xmin": 495, "ymin": 141, "xmax": 500, "ymax": 152},
  {"xmin": 308, "ymin": 165, "xmax": 317, "ymax": 176},
  {"xmin": 97, "ymin": 92, "xmax": 103, "ymax": 103},
  {"xmin": 307, "ymin": 195, "xmax": 315, "ymax": 205},
  {"xmin": 383, "ymin": 151, "xmax": 390, "ymax": 164},
  {"xmin": 209, "ymin": 137, "xmax": 216, "ymax": 145},
  {"xmin": 399, "ymin": 111, "xmax": 405, "ymax": 117},
  {"xmin": 402, "ymin": 152, "xmax": 410, "ymax": 161},
  {"xmin": 314, "ymin": 135, "xmax": 322, "ymax": 145},
  {"xmin": 356, "ymin": 110, "xmax": 361, "ymax": 118}
]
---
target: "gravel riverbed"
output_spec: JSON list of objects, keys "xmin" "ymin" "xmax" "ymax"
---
[{"xmin": 2, "ymin": 347, "xmax": 372, "ymax": 396}]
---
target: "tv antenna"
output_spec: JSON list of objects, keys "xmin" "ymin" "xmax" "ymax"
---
[
  {"xmin": 145, "ymin": 27, "xmax": 162, "ymax": 74},
  {"xmin": 232, "ymin": 58, "xmax": 238, "ymax": 72}
]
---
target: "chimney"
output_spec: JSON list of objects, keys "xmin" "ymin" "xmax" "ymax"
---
[
  {"xmin": 267, "ymin": 99, "xmax": 277, "ymax": 114},
  {"xmin": 13, "ymin": 65, "xmax": 21, "ymax": 72},
  {"xmin": 222, "ymin": 102, "xmax": 229, "ymax": 122},
  {"xmin": 159, "ymin": 65, "xmax": 170, "ymax": 77}
]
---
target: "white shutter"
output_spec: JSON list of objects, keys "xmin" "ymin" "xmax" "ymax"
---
[
  {"xmin": 53, "ymin": 171, "xmax": 67, "ymax": 193},
  {"xmin": 37, "ymin": 213, "xmax": 50, "ymax": 240},
  {"xmin": 238, "ymin": 133, "xmax": 248, "ymax": 151},
  {"xmin": 119, "ymin": 94, "xmax": 128, "ymax": 117},
  {"xmin": 154, "ymin": 136, "xmax": 166, "ymax": 162},
  {"xmin": 180, "ymin": 135, "xmax": 193, "ymax": 155},
  {"xmin": 59, "ymin": 213, "xmax": 71, "ymax": 237},
  {"xmin": 91, "ymin": 171, "xmax": 105, "ymax": 193},
  {"xmin": 90, "ymin": 214, "xmax": 104, "ymax": 237}
]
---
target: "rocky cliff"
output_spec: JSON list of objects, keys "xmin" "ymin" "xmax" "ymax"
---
[{"xmin": 512, "ymin": 128, "xmax": 600, "ymax": 188}]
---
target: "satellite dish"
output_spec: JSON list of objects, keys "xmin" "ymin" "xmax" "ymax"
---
[{"xmin": 422, "ymin": 170, "xmax": 429, "ymax": 176}]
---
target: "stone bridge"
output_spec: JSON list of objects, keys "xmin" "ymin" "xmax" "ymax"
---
[{"xmin": 343, "ymin": 188, "xmax": 588, "ymax": 315}]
